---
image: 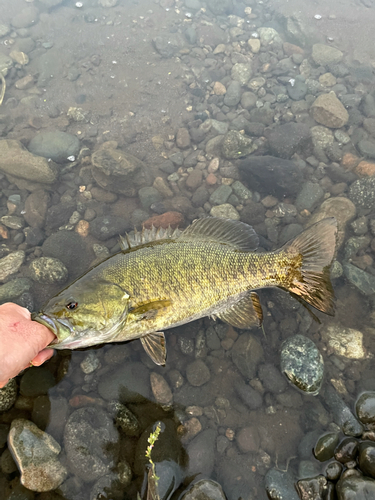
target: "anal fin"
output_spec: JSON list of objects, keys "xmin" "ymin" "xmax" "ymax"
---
[
  {"xmin": 141, "ymin": 332, "xmax": 167, "ymax": 366},
  {"xmin": 216, "ymin": 291, "xmax": 263, "ymax": 329}
]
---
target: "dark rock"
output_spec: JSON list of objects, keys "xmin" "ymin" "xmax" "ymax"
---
[
  {"xmin": 186, "ymin": 428, "xmax": 216, "ymax": 477},
  {"xmin": 64, "ymin": 407, "xmax": 119, "ymax": 482},
  {"xmin": 267, "ymin": 123, "xmax": 311, "ymax": 159},
  {"xmin": 90, "ymin": 215, "xmax": 131, "ymax": 241},
  {"xmin": 152, "ymin": 33, "xmax": 186, "ymax": 58},
  {"xmin": 358, "ymin": 441, "xmax": 375, "ymax": 479},
  {"xmin": 196, "ymin": 24, "xmax": 228, "ymax": 47},
  {"xmin": 0, "ymin": 379, "xmax": 17, "ymax": 412},
  {"xmin": 358, "ymin": 139, "xmax": 375, "ymax": 160},
  {"xmin": 206, "ymin": 0, "xmax": 233, "ymax": 15},
  {"xmin": 321, "ymin": 384, "xmax": 364, "ymax": 437},
  {"xmin": 264, "ymin": 469, "xmax": 300, "ymax": 500},
  {"xmin": 28, "ymin": 131, "xmax": 80, "ymax": 163},
  {"xmin": 258, "ymin": 363, "xmax": 287, "ymax": 394},
  {"xmin": 97, "ymin": 362, "xmax": 151, "ymax": 403},
  {"xmin": 237, "ymin": 155, "xmax": 303, "ymax": 197},
  {"xmin": 186, "ymin": 359, "xmax": 211, "ymax": 387},
  {"xmin": 296, "ymin": 475, "xmax": 327, "ymax": 500},
  {"xmin": 236, "ymin": 425, "xmax": 260, "ymax": 453},
  {"xmin": 336, "ymin": 475, "xmax": 375, "ymax": 499},
  {"xmin": 314, "ymin": 433, "xmax": 340, "ymax": 462},
  {"xmin": 356, "ymin": 392, "xmax": 375, "ymax": 425},
  {"xmin": 343, "ymin": 263, "xmax": 375, "ymax": 295},
  {"xmin": 335, "ymin": 437, "xmax": 359, "ymax": 464},
  {"xmin": 45, "ymin": 199, "xmax": 76, "ymax": 231},
  {"xmin": 231, "ymin": 332, "xmax": 264, "ymax": 379},
  {"xmin": 24, "ymin": 190, "xmax": 49, "ymax": 228},
  {"xmin": 287, "ymin": 78, "xmax": 308, "ymax": 100},
  {"xmin": 249, "ymin": 107, "xmax": 275, "ymax": 125},
  {"xmin": 240, "ymin": 201, "xmax": 265, "ymax": 226},
  {"xmin": 24, "ymin": 227, "xmax": 44, "ymax": 246},
  {"xmin": 325, "ymin": 461, "xmax": 343, "ymax": 481},
  {"xmin": 234, "ymin": 379, "xmax": 263, "ymax": 410},
  {"xmin": 223, "ymin": 81, "xmax": 242, "ymax": 107},
  {"xmin": 180, "ymin": 479, "xmax": 226, "ymax": 500},
  {"xmin": 20, "ymin": 367, "xmax": 56, "ymax": 398}
]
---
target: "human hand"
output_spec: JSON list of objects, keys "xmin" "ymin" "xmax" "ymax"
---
[{"xmin": 0, "ymin": 302, "xmax": 56, "ymax": 388}]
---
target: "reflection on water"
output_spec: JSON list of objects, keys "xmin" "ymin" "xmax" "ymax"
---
[{"xmin": 1, "ymin": 0, "xmax": 375, "ymax": 498}]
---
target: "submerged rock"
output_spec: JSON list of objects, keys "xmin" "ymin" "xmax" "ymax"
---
[
  {"xmin": 28, "ymin": 131, "xmax": 80, "ymax": 163},
  {"xmin": 8, "ymin": 419, "xmax": 67, "ymax": 492},
  {"xmin": 356, "ymin": 392, "xmax": 375, "ymax": 425},
  {"xmin": 180, "ymin": 479, "xmax": 226, "ymax": 500},
  {"xmin": 29, "ymin": 257, "xmax": 68, "ymax": 284},
  {"xmin": 321, "ymin": 384, "xmax": 363, "ymax": 437},
  {"xmin": 280, "ymin": 335, "xmax": 324, "ymax": 395},
  {"xmin": 321, "ymin": 324, "xmax": 365, "ymax": 359},
  {"xmin": 264, "ymin": 469, "xmax": 300, "ymax": 500},
  {"xmin": 311, "ymin": 92, "xmax": 349, "ymax": 129},
  {"xmin": 0, "ymin": 379, "xmax": 17, "ymax": 412},
  {"xmin": 0, "ymin": 251, "xmax": 25, "ymax": 282},
  {"xmin": 336, "ymin": 475, "xmax": 375, "ymax": 499},
  {"xmin": 312, "ymin": 44, "xmax": 343, "ymax": 66},
  {"xmin": 222, "ymin": 130, "xmax": 257, "ymax": 159}
]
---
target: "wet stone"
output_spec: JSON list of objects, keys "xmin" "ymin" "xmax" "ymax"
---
[
  {"xmin": 356, "ymin": 392, "xmax": 375, "ymax": 425},
  {"xmin": 314, "ymin": 433, "xmax": 340, "ymax": 462},
  {"xmin": 267, "ymin": 122, "xmax": 311, "ymax": 160},
  {"xmin": 186, "ymin": 359, "xmax": 210, "ymax": 387},
  {"xmin": 335, "ymin": 438, "xmax": 359, "ymax": 464},
  {"xmin": 209, "ymin": 185, "xmax": 232, "ymax": 205},
  {"xmin": 312, "ymin": 44, "xmax": 343, "ymax": 66},
  {"xmin": 358, "ymin": 441, "xmax": 375, "ymax": 479},
  {"xmin": 180, "ymin": 479, "xmax": 226, "ymax": 500},
  {"xmin": 264, "ymin": 469, "xmax": 300, "ymax": 500},
  {"xmin": 231, "ymin": 62, "xmax": 252, "ymax": 86},
  {"xmin": 64, "ymin": 407, "xmax": 119, "ymax": 482},
  {"xmin": 223, "ymin": 80, "xmax": 242, "ymax": 107},
  {"xmin": 336, "ymin": 475, "xmax": 375, "ymax": 500},
  {"xmin": 97, "ymin": 362, "xmax": 151, "ymax": 403},
  {"xmin": 210, "ymin": 203, "xmax": 240, "ymax": 220},
  {"xmin": 8, "ymin": 419, "xmax": 67, "ymax": 492},
  {"xmin": 20, "ymin": 367, "xmax": 56, "ymax": 398},
  {"xmin": 29, "ymin": 257, "xmax": 68, "ymax": 284},
  {"xmin": 259, "ymin": 363, "xmax": 287, "ymax": 394},
  {"xmin": 108, "ymin": 401, "xmax": 140, "ymax": 436},
  {"xmin": 325, "ymin": 461, "xmax": 343, "ymax": 481},
  {"xmin": 349, "ymin": 177, "xmax": 375, "ymax": 210},
  {"xmin": 150, "ymin": 372, "xmax": 173, "ymax": 405},
  {"xmin": 187, "ymin": 428, "xmax": 216, "ymax": 477},
  {"xmin": 139, "ymin": 186, "xmax": 163, "ymax": 210},
  {"xmin": 0, "ymin": 278, "xmax": 32, "ymax": 303},
  {"xmin": 311, "ymin": 92, "xmax": 349, "ymax": 129},
  {"xmin": 287, "ymin": 78, "xmax": 308, "ymax": 101},
  {"xmin": 322, "ymin": 384, "xmax": 364, "ymax": 437},
  {"xmin": 0, "ymin": 379, "xmax": 17, "ymax": 412},
  {"xmin": 296, "ymin": 475, "xmax": 327, "ymax": 500},
  {"xmin": 0, "ymin": 251, "xmax": 25, "ymax": 282},
  {"xmin": 322, "ymin": 324, "xmax": 365, "ymax": 359},
  {"xmin": 280, "ymin": 335, "xmax": 324, "ymax": 395},
  {"xmin": 42, "ymin": 230, "xmax": 89, "ymax": 278},
  {"xmin": 231, "ymin": 333, "xmax": 263, "ymax": 379},
  {"xmin": 295, "ymin": 181, "xmax": 324, "ymax": 212},
  {"xmin": 153, "ymin": 459, "xmax": 183, "ymax": 500},
  {"xmin": 80, "ymin": 351, "xmax": 100, "ymax": 374},
  {"xmin": 90, "ymin": 215, "xmax": 131, "ymax": 241},
  {"xmin": 28, "ymin": 131, "xmax": 80, "ymax": 164},
  {"xmin": 236, "ymin": 425, "xmax": 260, "ymax": 453},
  {"xmin": 222, "ymin": 130, "xmax": 257, "ymax": 160}
]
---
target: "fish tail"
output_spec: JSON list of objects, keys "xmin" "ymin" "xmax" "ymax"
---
[{"xmin": 280, "ymin": 217, "xmax": 337, "ymax": 315}]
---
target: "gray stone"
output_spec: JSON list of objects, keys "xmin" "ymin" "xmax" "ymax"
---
[
  {"xmin": 209, "ymin": 185, "xmax": 232, "ymax": 205},
  {"xmin": 210, "ymin": 203, "xmax": 240, "ymax": 220},
  {"xmin": 322, "ymin": 324, "xmax": 365, "ymax": 359},
  {"xmin": 206, "ymin": 0, "xmax": 233, "ymax": 15},
  {"xmin": 0, "ymin": 140, "xmax": 58, "ymax": 187},
  {"xmin": 231, "ymin": 181, "xmax": 252, "ymax": 202},
  {"xmin": 249, "ymin": 106, "xmax": 275, "ymax": 125},
  {"xmin": 181, "ymin": 479, "xmax": 226, "ymax": 500},
  {"xmin": 234, "ymin": 379, "xmax": 262, "ymax": 410},
  {"xmin": 231, "ymin": 333, "xmax": 263, "ymax": 379},
  {"xmin": 0, "ymin": 278, "xmax": 32, "ymax": 303},
  {"xmin": 222, "ymin": 130, "xmax": 257, "ymax": 159},
  {"xmin": 259, "ymin": 363, "xmax": 287, "ymax": 394},
  {"xmin": 186, "ymin": 360, "xmax": 210, "ymax": 387},
  {"xmin": 206, "ymin": 119, "xmax": 229, "ymax": 135},
  {"xmin": 336, "ymin": 475, "xmax": 375, "ymax": 499},
  {"xmin": 108, "ymin": 402, "xmax": 140, "ymax": 436},
  {"xmin": 281, "ymin": 335, "xmax": 324, "ymax": 395},
  {"xmin": 8, "ymin": 419, "xmax": 67, "ymax": 492},
  {"xmin": 295, "ymin": 181, "xmax": 324, "ymax": 212},
  {"xmin": 98, "ymin": 362, "xmax": 151, "ymax": 403},
  {"xmin": 358, "ymin": 139, "xmax": 375, "ymax": 160},
  {"xmin": 321, "ymin": 384, "xmax": 364, "ymax": 436},
  {"xmin": 223, "ymin": 80, "xmax": 242, "ymax": 107},
  {"xmin": 312, "ymin": 44, "xmax": 343, "ymax": 66},
  {"xmin": 0, "ymin": 379, "xmax": 17, "ymax": 412},
  {"xmin": 29, "ymin": 257, "xmax": 68, "ymax": 284},
  {"xmin": 187, "ymin": 429, "xmax": 216, "ymax": 477},
  {"xmin": 152, "ymin": 33, "xmax": 186, "ymax": 58},
  {"xmin": 231, "ymin": 63, "xmax": 252, "ymax": 86},
  {"xmin": 206, "ymin": 136, "xmax": 225, "ymax": 156},
  {"xmin": 90, "ymin": 215, "xmax": 131, "ymax": 241},
  {"xmin": 287, "ymin": 78, "xmax": 307, "ymax": 100},
  {"xmin": 265, "ymin": 469, "xmax": 300, "ymax": 500},
  {"xmin": 349, "ymin": 177, "xmax": 375, "ymax": 210},
  {"xmin": 139, "ymin": 186, "xmax": 163, "ymax": 210},
  {"xmin": 20, "ymin": 367, "xmax": 56, "ymax": 398},
  {"xmin": 356, "ymin": 392, "xmax": 375, "ymax": 425},
  {"xmin": 1, "ymin": 216, "xmax": 24, "ymax": 230},
  {"xmin": 258, "ymin": 27, "xmax": 283, "ymax": 47},
  {"xmin": 91, "ymin": 146, "xmax": 148, "ymax": 196},
  {"xmin": 153, "ymin": 459, "xmax": 183, "ymax": 500},
  {"xmin": 0, "ymin": 251, "xmax": 25, "ymax": 282},
  {"xmin": 64, "ymin": 407, "xmax": 119, "ymax": 482},
  {"xmin": 11, "ymin": 6, "xmax": 39, "ymax": 29},
  {"xmin": 296, "ymin": 476, "xmax": 327, "ymax": 499},
  {"xmin": 240, "ymin": 91, "xmax": 257, "ymax": 110},
  {"xmin": 267, "ymin": 123, "xmax": 311, "ymax": 159},
  {"xmin": 28, "ymin": 132, "xmax": 80, "ymax": 164},
  {"xmin": 311, "ymin": 92, "xmax": 349, "ymax": 128}
]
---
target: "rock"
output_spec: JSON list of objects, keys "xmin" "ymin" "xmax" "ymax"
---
[
  {"xmin": 223, "ymin": 80, "xmax": 242, "ymax": 107},
  {"xmin": 185, "ymin": 170, "xmax": 203, "ymax": 190},
  {"xmin": 311, "ymin": 92, "xmax": 349, "ymax": 128},
  {"xmin": 186, "ymin": 360, "xmax": 211, "ymax": 387},
  {"xmin": 139, "ymin": 186, "xmax": 163, "ymax": 210},
  {"xmin": 314, "ymin": 432, "xmax": 340, "ymax": 462},
  {"xmin": 356, "ymin": 392, "xmax": 375, "ymax": 425},
  {"xmin": 312, "ymin": 44, "xmax": 343, "ymax": 66},
  {"xmin": 176, "ymin": 128, "xmax": 191, "ymax": 149},
  {"xmin": 8, "ymin": 419, "xmax": 67, "ymax": 491},
  {"xmin": 97, "ymin": 362, "xmax": 151, "ymax": 403},
  {"xmin": 358, "ymin": 441, "xmax": 375, "ymax": 478},
  {"xmin": 206, "ymin": 0, "xmax": 233, "ymax": 15},
  {"xmin": 99, "ymin": 0, "xmax": 118, "ymax": 6},
  {"xmin": 231, "ymin": 63, "xmax": 252, "ymax": 85},
  {"xmin": 210, "ymin": 203, "xmax": 240, "ymax": 220},
  {"xmin": 0, "ymin": 278, "xmax": 32, "ymax": 303},
  {"xmin": 343, "ymin": 263, "xmax": 375, "ymax": 296},
  {"xmin": 90, "ymin": 215, "xmax": 131, "ymax": 241},
  {"xmin": 180, "ymin": 479, "xmax": 226, "ymax": 500},
  {"xmin": 11, "ymin": 6, "xmax": 39, "ymax": 29},
  {"xmin": 322, "ymin": 324, "xmax": 365, "ymax": 359},
  {"xmin": 234, "ymin": 379, "xmax": 262, "ymax": 410},
  {"xmin": 258, "ymin": 27, "xmax": 283, "ymax": 47},
  {"xmin": 28, "ymin": 132, "xmax": 80, "ymax": 164},
  {"xmin": 196, "ymin": 24, "xmax": 228, "ymax": 47},
  {"xmin": 222, "ymin": 130, "xmax": 257, "ymax": 159},
  {"xmin": 0, "ymin": 53, "xmax": 13, "ymax": 76},
  {"xmin": 29, "ymin": 257, "xmax": 68, "ymax": 284},
  {"xmin": 335, "ymin": 437, "xmax": 359, "ymax": 464},
  {"xmin": 295, "ymin": 181, "xmax": 324, "ymax": 212},
  {"xmin": 142, "ymin": 212, "xmax": 184, "ymax": 229},
  {"xmin": 150, "ymin": 372, "xmax": 173, "ymax": 405},
  {"xmin": 231, "ymin": 181, "xmax": 252, "ymax": 202},
  {"xmin": 336, "ymin": 475, "xmax": 375, "ymax": 499},
  {"xmin": 264, "ymin": 469, "xmax": 300, "ymax": 500},
  {"xmin": 355, "ymin": 160, "xmax": 375, "ymax": 177},
  {"xmin": 64, "ymin": 407, "xmax": 119, "ymax": 482},
  {"xmin": 91, "ymin": 146, "xmax": 148, "ymax": 196},
  {"xmin": 296, "ymin": 476, "xmax": 327, "ymax": 500},
  {"xmin": 358, "ymin": 139, "xmax": 375, "ymax": 160},
  {"xmin": 321, "ymin": 384, "xmax": 363, "ymax": 437},
  {"xmin": 206, "ymin": 136, "xmax": 225, "ymax": 155},
  {"xmin": 0, "ymin": 251, "xmax": 25, "ymax": 282},
  {"xmin": 152, "ymin": 460, "xmax": 183, "ymax": 500},
  {"xmin": 42, "ymin": 230, "xmax": 90, "ymax": 278},
  {"xmin": 152, "ymin": 33, "xmax": 186, "ymax": 58},
  {"xmin": 20, "ymin": 367, "xmax": 56, "ymax": 398},
  {"xmin": 236, "ymin": 426, "xmax": 260, "ymax": 453},
  {"xmin": 259, "ymin": 363, "xmax": 287, "ymax": 394},
  {"xmin": 45, "ymin": 199, "xmax": 76, "ymax": 231},
  {"xmin": 231, "ymin": 333, "xmax": 263, "ymax": 378},
  {"xmin": 23, "ymin": 190, "xmax": 49, "ymax": 228},
  {"xmin": 267, "ymin": 123, "xmax": 311, "ymax": 159},
  {"xmin": 0, "ymin": 140, "xmax": 58, "ymax": 186},
  {"xmin": 281, "ymin": 335, "xmax": 324, "ymax": 395},
  {"xmin": 0, "ymin": 379, "xmax": 17, "ymax": 411},
  {"xmin": 287, "ymin": 78, "xmax": 307, "ymax": 100},
  {"xmin": 187, "ymin": 429, "xmax": 216, "ymax": 477},
  {"xmin": 349, "ymin": 177, "xmax": 375, "ymax": 210},
  {"xmin": 308, "ymin": 197, "xmax": 356, "ymax": 249},
  {"xmin": 238, "ymin": 155, "xmax": 303, "ymax": 197},
  {"xmin": 108, "ymin": 402, "xmax": 140, "ymax": 436},
  {"xmin": 248, "ymin": 38, "xmax": 260, "ymax": 53},
  {"xmin": 240, "ymin": 91, "xmax": 257, "ymax": 110},
  {"xmin": 209, "ymin": 185, "xmax": 232, "ymax": 205},
  {"xmin": 213, "ymin": 82, "xmax": 226, "ymax": 95}
]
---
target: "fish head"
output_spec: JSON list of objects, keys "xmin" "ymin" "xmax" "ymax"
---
[{"xmin": 32, "ymin": 278, "xmax": 130, "ymax": 349}]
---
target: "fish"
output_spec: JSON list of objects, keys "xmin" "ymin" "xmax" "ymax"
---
[{"xmin": 32, "ymin": 217, "xmax": 337, "ymax": 366}]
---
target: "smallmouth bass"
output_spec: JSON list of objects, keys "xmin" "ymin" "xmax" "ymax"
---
[{"xmin": 32, "ymin": 217, "xmax": 337, "ymax": 365}]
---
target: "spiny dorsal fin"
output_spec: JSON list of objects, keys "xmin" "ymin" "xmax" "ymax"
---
[
  {"xmin": 178, "ymin": 217, "xmax": 259, "ymax": 251},
  {"xmin": 119, "ymin": 226, "xmax": 182, "ymax": 251},
  {"xmin": 216, "ymin": 291, "xmax": 263, "ymax": 329}
]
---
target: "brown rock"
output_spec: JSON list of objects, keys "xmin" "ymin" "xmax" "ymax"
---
[
  {"xmin": 341, "ymin": 152, "xmax": 360, "ymax": 171},
  {"xmin": 153, "ymin": 177, "xmax": 173, "ymax": 198},
  {"xmin": 236, "ymin": 426, "xmax": 260, "ymax": 453},
  {"xmin": 75, "ymin": 220, "xmax": 90, "ymax": 237},
  {"xmin": 355, "ymin": 161, "xmax": 375, "ymax": 177},
  {"xmin": 23, "ymin": 190, "xmax": 49, "ymax": 228},
  {"xmin": 15, "ymin": 75, "xmax": 34, "ymax": 90},
  {"xmin": 283, "ymin": 42, "xmax": 304, "ymax": 56},
  {"xmin": 311, "ymin": 92, "xmax": 349, "ymax": 129},
  {"xmin": 150, "ymin": 372, "xmax": 173, "ymax": 405},
  {"xmin": 176, "ymin": 128, "xmax": 191, "ymax": 149},
  {"xmin": 142, "ymin": 211, "xmax": 184, "ymax": 229},
  {"xmin": 186, "ymin": 169, "xmax": 203, "ymax": 190},
  {"xmin": 206, "ymin": 173, "xmax": 217, "ymax": 185},
  {"xmin": 213, "ymin": 82, "xmax": 226, "ymax": 95},
  {"xmin": 90, "ymin": 186, "xmax": 117, "ymax": 203},
  {"xmin": 180, "ymin": 417, "xmax": 202, "ymax": 444}
]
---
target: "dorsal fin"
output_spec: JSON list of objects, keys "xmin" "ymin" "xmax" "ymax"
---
[
  {"xmin": 178, "ymin": 217, "xmax": 259, "ymax": 251},
  {"xmin": 119, "ymin": 226, "xmax": 182, "ymax": 251}
]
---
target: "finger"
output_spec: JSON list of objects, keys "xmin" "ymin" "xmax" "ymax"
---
[
  {"xmin": 31, "ymin": 349, "xmax": 54, "ymax": 366},
  {"xmin": 0, "ymin": 379, "xmax": 10, "ymax": 389}
]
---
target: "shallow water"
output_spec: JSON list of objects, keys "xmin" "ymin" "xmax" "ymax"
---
[{"xmin": 1, "ymin": 0, "xmax": 375, "ymax": 499}]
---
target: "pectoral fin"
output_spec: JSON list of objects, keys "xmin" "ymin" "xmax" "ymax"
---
[
  {"xmin": 217, "ymin": 291, "xmax": 263, "ymax": 329},
  {"xmin": 140, "ymin": 332, "xmax": 167, "ymax": 366},
  {"xmin": 129, "ymin": 300, "xmax": 171, "ymax": 322}
]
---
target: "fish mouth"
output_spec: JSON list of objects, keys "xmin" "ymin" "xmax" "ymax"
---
[{"xmin": 31, "ymin": 313, "xmax": 74, "ymax": 347}]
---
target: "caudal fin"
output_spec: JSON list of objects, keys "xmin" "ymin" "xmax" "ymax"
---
[{"xmin": 281, "ymin": 218, "xmax": 337, "ymax": 315}]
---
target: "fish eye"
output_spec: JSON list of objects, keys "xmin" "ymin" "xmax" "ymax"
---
[{"xmin": 66, "ymin": 301, "xmax": 78, "ymax": 310}]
